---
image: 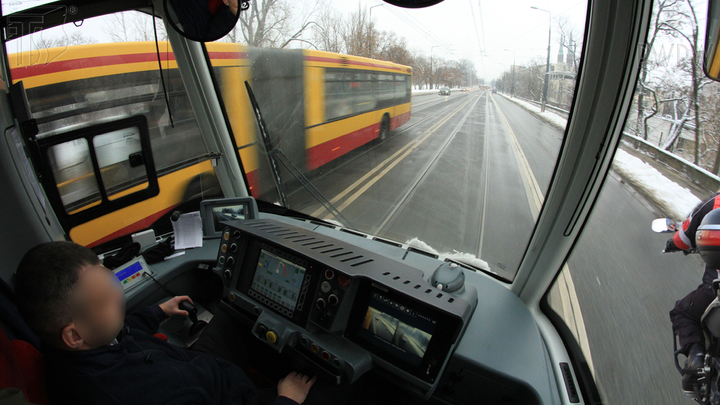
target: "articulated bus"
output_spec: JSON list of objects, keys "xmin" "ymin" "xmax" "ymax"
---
[{"xmin": 8, "ymin": 41, "xmax": 412, "ymax": 248}]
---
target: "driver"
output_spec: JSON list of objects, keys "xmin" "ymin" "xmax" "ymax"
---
[
  {"xmin": 667, "ymin": 192, "xmax": 720, "ymax": 394},
  {"xmin": 13, "ymin": 241, "xmax": 316, "ymax": 405}
]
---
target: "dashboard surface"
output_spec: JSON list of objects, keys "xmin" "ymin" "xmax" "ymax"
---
[{"xmin": 124, "ymin": 212, "xmax": 561, "ymax": 404}]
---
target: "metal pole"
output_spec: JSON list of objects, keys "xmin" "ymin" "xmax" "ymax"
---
[
  {"xmin": 431, "ymin": 45, "xmax": 439, "ymax": 90},
  {"xmin": 504, "ymin": 49, "xmax": 515, "ymax": 98},
  {"xmin": 531, "ymin": 6, "xmax": 551, "ymax": 112}
]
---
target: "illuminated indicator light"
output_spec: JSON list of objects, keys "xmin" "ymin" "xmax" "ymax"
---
[
  {"xmin": 331, "ymin": 147, "xmax": 340, "ymax": 152},
  {"xmin": 265, "ymin": 331, "xmax": 278, "ymax": 344},
  {"xmin": 310, "ymin": 344, "xmax": 319, "ymax": 353}
]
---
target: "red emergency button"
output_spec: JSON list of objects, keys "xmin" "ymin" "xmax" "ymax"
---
[{"xmin": 337, "ymin": 275, "xmax": 350, "ymax": 288}]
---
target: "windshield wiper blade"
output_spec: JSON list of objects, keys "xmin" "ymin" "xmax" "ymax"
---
[{"xmin": 244, "ymin": 81, "xmax": 352, "ymax": 228}]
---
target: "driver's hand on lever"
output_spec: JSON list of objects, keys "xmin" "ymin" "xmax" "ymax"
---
[
  {"xmin": 278, "ymin": 372, "xmax": 317, "ymax": 404},
  {"xmin": 159, "ymin": 295, "xmax": 193, "ymax": 317}
]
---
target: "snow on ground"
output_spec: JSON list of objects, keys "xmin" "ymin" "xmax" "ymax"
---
[
  {"xmin": 405, "ymin": 237, "xmax": 492, "ymax": 272},
  {"xmin": 612, "ymin": 149, "xmax": 701, "ymax": 218},
  {"xmin": 412, "ymin": 89, "xmax": 440, "ymax": 96},
  {"xmin": 498, "ymin": 92, "xmax": 701, "ymax": 219},
  {"xmin": 497, "ymin": 93, "xmax": 569, "ymax": 129}
]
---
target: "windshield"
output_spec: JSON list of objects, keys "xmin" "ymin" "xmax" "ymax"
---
[{"xmin": 209, "ymin": 0, "xmax": 589, "ymax": 282}]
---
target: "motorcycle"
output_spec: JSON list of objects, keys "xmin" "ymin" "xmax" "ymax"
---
[{"xmin": 653, "ymin": 218, "xmax": 720, "ymax": 404}]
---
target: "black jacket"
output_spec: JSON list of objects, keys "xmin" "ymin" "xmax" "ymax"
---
[
  {"xmin": 42, "ymin": 306, "xmax": 296, "ymax": 405},
  {"xmin": 668, "ymin": 192, "xmax": 720, "ymax": 285}
]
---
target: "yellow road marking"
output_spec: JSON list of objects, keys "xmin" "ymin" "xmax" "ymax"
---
[{"xmin": 491, "ymin": 94, "xmax": 595, "ymax": 377}]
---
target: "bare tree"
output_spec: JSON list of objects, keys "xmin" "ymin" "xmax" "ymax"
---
[
  {"xmin": 235, "ymin": 0, "xmax": 291, "ymax": 47},
  {"xmin": 312, "ymin": 5, "xmax": 344, "ymax": 53},
  {"xmin": 634, "ymin": 0, "xmax": 682, "ymax": 140},
  {"xmin": 34, "ymin": 31, "xmax": 96, "ymax": 50},
  {"xmin": 103, "ymin": 11, "xmax": 167, "ymax": 43},
  {"xmin": 661, "ymin": 0, "xmax": 710, "ymax": 165}
]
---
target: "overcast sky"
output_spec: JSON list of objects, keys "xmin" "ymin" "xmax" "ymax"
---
[
  {"xmin": 1, "ymin": 0, "xmax": 709, "ymax": 82},
  {"xmin": 337, "ymin": 0, "xmax": 588, "ymax": 81}
]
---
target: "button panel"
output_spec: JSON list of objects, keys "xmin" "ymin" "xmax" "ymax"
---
[
  {"xmin": 309, "ymin": 268, "xmax": 351, "ymax": 329},
  {"xmin": 217, "ymin": 226, "xmax": 245, "ymax": 288},
  {"xmin": 298, "ymin": 334, "xmax": 344, "ymax": 370}
]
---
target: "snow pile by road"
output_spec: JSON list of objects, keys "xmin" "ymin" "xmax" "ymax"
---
[
  {"xmin": 498, "ymin": 92, "xmax": 702, "ymax": 219},
  {"xmin": 612, "ymin": 149, "xmax": 701, "ymax": 218},
  {"xmin": 412, "ymin": 89, "xmax": 440, "ymax": 96},
  {"xmin": 405, "ymin": 237, "xmax": 492, "ymax": 272},
  {"xmin": 497, "ymin": 94, "xmax": 569, "ymax": 129}
]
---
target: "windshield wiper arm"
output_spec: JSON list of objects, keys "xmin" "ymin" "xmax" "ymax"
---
[{"xmin": 244, "ymin": 81, "xmax": 351, "ymax": 227}]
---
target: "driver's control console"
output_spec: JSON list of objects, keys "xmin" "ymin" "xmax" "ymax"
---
[{"xmin": 213, "ymin": 219, "xmax": 477, "ymax": 398}]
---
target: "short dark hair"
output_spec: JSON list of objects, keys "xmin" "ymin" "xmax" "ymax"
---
[{"xmin": 14, "ymin": 241, "xmax": 101, "ymax": 345}]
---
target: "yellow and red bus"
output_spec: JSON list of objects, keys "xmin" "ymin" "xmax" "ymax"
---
[{"xmin": 8, "ymin": 42, "xmax": 412, "ymax": 248}]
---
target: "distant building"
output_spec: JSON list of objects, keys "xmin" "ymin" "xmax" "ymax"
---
[{"xmin": 547, "ymin": 55, "xmax": 576, "ymax": 108}]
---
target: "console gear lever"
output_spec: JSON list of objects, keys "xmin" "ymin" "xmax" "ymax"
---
[{"xmin": 179, "ymin": 300, "xmax": 208, "ymax": 336}]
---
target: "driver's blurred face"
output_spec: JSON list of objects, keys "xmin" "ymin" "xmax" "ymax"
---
[{"xmin": 70, "ymin": 265, "xmax": 126, "ymax": 347}]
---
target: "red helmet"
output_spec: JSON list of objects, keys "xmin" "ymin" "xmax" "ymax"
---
[{"xmin": 697, "ymin": 209, "xmax": 720, "ymax": 269}]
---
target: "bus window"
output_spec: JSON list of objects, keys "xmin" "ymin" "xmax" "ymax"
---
[
  {"xmin": 5, "ymin": 10, "xmax": 223, "ymax": 248},
  {"xmin": 47, "ymin": 138, "xmax": 101, "ymax": 213}
]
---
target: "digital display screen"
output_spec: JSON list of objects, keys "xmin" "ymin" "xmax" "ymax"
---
[
  {"xmin": 115, "ymin": 261, "xmax": 143, "ymax": 282},
  {"xmin": 212, "ymin": 204, "xmax": 247, "ymax": 231},
  {"xmin": 357, "ymin": 290, "xmax": 436, "ymax": 366},
  {"xmin": 250, "ymin": 248, "xmax": 307, "ymax": 312}
]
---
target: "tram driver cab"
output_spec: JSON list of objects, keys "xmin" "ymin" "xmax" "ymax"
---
[{"xmin": 0, "ymin": 0, "xmax": 669, "ymax": 403}]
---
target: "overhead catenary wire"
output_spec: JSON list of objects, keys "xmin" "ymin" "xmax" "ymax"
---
[
  {"xmin": 374, "ymin": 0, "xmax": 452, "ymax": 54},
  {"xmin": 469, "ymin": 0, "xmax": 486, "ymax": 78}
]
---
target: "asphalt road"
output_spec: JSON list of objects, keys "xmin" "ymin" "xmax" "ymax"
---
[
  {"xmin": 495, "ymin": 94, "xmax": 703, "ymax": 404},
  {"xmin": 287, "ymin": 90, "xmax": 703, "ymax": 404}
]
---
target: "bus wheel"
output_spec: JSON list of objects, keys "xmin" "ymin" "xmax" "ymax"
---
[{"xmin": 379, "ymin": 115, "xmax": 390, "ymax": 141}]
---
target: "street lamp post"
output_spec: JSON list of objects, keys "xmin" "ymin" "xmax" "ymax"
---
[
  {"xmin": 531, "ymin": 6, "xmax": 551, "ymax": 112},
  {"xmin": 504, "ymin": 49, "xmax": 516, "ymax": 98},
  {"xmin": 369, "ymin": 4, "xmax": 383, "ymax": 57},
  {"xmin": 430, "ymin": 45, "xmax": 440, "ymax": 90}
]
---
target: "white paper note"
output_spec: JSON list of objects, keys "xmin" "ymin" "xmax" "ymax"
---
[{"xmin": 172, "ymin": 211, "xmax": 203, "ymax": 250}]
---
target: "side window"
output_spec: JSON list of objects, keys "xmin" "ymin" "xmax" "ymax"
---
[
  {"xmin": 5, "ymin": 10, "xmax": 222, "ymax": 248},
  {"xmin": 394, "ymin": 75, "xmax": 405, "ymax": 100},
  {"xmin": 354, "ymin": 72, "xmax": 375, "ymax": 114},
  {"xmin": 93, "ymin": 127, "xmax": 149, "ymax": 201}
]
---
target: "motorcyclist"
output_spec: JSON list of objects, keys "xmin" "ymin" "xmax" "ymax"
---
[{"xmin": 668, "ymin": 192, "xmax": 720, "ymax": 394}]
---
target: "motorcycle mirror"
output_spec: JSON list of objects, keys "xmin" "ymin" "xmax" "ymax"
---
[
  {"xmin": 164, "ymin": 0, "xmax": 246, "ymax": 43},
  {"xmin": 652, "ymin": 218, "xmax": 678, "ymax": 233}
]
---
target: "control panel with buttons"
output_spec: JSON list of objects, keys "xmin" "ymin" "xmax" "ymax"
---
[{"xmin": 213, "ymin": 219, "xmax": 475, "ymax": 400}]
